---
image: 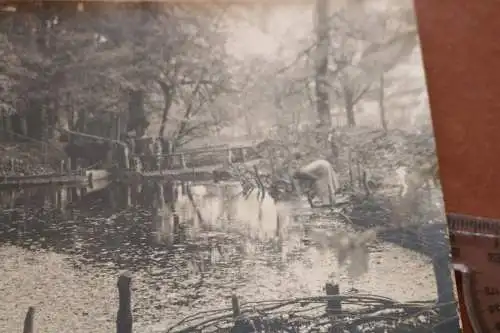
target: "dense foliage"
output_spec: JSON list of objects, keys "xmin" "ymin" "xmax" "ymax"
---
[{"xmin": 0, "ymin": 3, "xmax": 233, "ymax": 146}]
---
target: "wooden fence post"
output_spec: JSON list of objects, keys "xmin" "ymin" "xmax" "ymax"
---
[
  {"xmin": 347, "ymin": 148, "xmax": 353, "ymax": 187},
  {"xmin": 121, "ymin": 144, "xmax": 130, "ymax": 170},
  {"xmin": 231, "ymin": 294, "xmax": 240, "ymax": 318},
  {"xmin": 356, "ymin": 158, "xmax": 362, "ymax": 189},
  {"xmin": 181, "ymin": 182, "xmax": 188, "ymax": 196},
  {"xmin": 116, "ymin": 272, "xmax": 133, "ymax": 333},
  {"xmin": 87, "ymin": 172, "xmax": 93, "ymax": 189},
  {"xmin": 157, "ymin": 155, "xmax": 163, "ymax": 173},
  {"xmin": 136, "ymin": 156, "xmax": 143, "ymax": 173},
  {"xmin": 325, "ymin": 283, "xmax": 341, "ymax": 314},
  {"xmin": 23, "ymin": 306, "xmax": 35, "ymax": 333}
]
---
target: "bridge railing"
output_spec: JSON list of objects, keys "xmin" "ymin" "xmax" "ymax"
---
[{"xmin": 130, "ymin": 145, "xmax": 259, "ymax": 173}]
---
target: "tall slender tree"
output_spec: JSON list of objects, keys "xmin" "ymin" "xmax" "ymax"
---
[{"xmin": 314, "ymin": 0, "xmax": 331, "ymax": 130}]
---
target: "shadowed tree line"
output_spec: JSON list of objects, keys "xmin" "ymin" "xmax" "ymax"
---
[{"xmin": 0, "ymin": 2, "xmax": 235, "ymax": 169}]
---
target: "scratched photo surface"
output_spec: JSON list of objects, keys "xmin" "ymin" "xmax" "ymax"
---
[{"xmin": 0, "ymin": 1, "xmax": 459, "ymax": 333}]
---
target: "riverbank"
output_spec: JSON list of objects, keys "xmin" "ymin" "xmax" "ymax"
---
[{"xmin": 0, "ymin": 240, "xmax": 437, "ymax": 333}]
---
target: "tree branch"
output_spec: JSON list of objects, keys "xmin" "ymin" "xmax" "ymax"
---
[
  {"xmin": 157, "ymin": 79, "xmax": 175, "ymax": 138},
  {"xmin": 352, "ymin": 83, "xmax": 371, "ymax": 105},
  {"xmin": 174, "ymin": 70, "xmax": 206, "ymax": 145}
]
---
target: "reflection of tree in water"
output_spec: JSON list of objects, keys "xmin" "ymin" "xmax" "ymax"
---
[
  {"xmin": 0, "ymin": 180, "xmax": 446, "ymax": 331},
  {"xmin": 0, "ymin": 182, "xmax": 298, "ymax": 276},
  {"xmin": 2, "ymin": 181, "xmax": 369, "ymax": 320}
]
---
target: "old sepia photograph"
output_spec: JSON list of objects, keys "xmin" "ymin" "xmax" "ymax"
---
[{"xmin": 0, "ymin": 1, "xmax": 459, "ymax": 332}]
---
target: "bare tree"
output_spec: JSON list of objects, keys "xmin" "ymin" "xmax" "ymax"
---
[
  {"xmin": 328, "ymin": 9, "xmax": 417, "ymax": 128},
  {"xmin": 314, "ymin": 0, "xmax": 331, "ymax": 130}
]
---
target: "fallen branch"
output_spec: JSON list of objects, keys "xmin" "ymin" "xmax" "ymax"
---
[{"xmin": 167, "ymin": 294, "xmax": 438, "ymax": 333}]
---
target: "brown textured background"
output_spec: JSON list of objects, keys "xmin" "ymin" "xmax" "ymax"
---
[
  {"xmin": 414, "ymin": 0, "xmax": 500, "ymax": 219},
  {"xmin": 413, "ymin": 1, "xmax": 500, "ymax": 332}
]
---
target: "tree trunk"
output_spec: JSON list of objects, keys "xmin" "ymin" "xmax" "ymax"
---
[
  {"xmin": 4, "ymin": 116, "xmax": 12, "ymax": 140},
  {"xmin": 47, "ymin": 103, "xmax": 57, "ymax": 139},
  {"xmin": 75, "ymin": 111, "xmax": 87, "ymax": 133},
  {"xmin": 157, "ymin": 81, "xmax": 174, "ymax": 139},
  {"xmin": 40, "ymin": 103, "xmax": 48, "ymax": 162},
  {"xmin": 127, "ymin": 89, "xmax": 147, "ymax": 136},
  {"xmin": 379, "ymin": 74, "xmax": 388, "ymax": 131},
  {"xmin": 20, "ymin": 116, "xmax": 28, "ymax": 137},
  {"xmin": 314, "ymin": 0, "xmax": 331, "ymax": 130},
  {"xmin": 345, "ymin": 93, "xmax": 356, "ymax": 127},
  {"xmin": 36, "ymin": 3, "xmax": 57, "ymax": 143},
  {"xmin": 68, "ymin": 108, "xmax": 77, "ymax": 171},
  {"xmin": 126, "ymin": 6, "xmax": 151, "ymax": 139}
]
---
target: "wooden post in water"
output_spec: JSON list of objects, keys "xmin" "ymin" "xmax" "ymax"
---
[
  {"xmin": 227, "ymin": 149, "xmax": 233, "ymax": 164},
  {"xmin": 173, "ymin": 214, "xmax": 180, "ymax": 244},
  {"xmin": 325, "ymin": 283, "xmax": 341, "ymax": 314},
  {"xmin": 87, "ymin": 172, "xmax": 93, "ymax": 189},
  {"xmin": 231, "ymin": 294, "xmax": 240, "ymax": 318},
  {"xmin": 116, "ymin": 272, "xmax": 133, "ymax": 333},
  {"xmin": 231, "ymin": 294, "xmax": 249, "ymax": 332},
  {"xmin": 23, "ymin": 306, "xmax": 35, "ymax": 333}
]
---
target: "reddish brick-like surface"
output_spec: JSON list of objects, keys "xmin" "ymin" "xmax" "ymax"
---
[{"xmin": 414, "ymin": 1, "xmax": 500, "ymax": 332}]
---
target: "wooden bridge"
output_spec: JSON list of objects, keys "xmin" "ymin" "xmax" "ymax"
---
[
  {"xmin": 129, "ymin": 141, "xmax": 263, "ymax": 182},
  {"xmin": 0, "ymin": 133, "xmax": 264, "ymax": 186}
]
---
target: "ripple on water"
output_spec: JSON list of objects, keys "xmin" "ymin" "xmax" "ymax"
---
[{"xmin": 0, "ymin": 182, "xmax": 440, "ymax": 333}]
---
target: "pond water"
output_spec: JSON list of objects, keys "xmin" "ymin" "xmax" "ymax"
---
[{"xmin": 0, "ymin": 180, "xmax": 446, "ymax": 333}]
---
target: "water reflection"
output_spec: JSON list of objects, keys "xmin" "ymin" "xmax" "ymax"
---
[
  {"xmin": 0, "ymin": 180, "xmax": 439, "ymax": 329},
  {"xmin": 0, "ymin": 181, "xmax": 296, "ymax": 269}
]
